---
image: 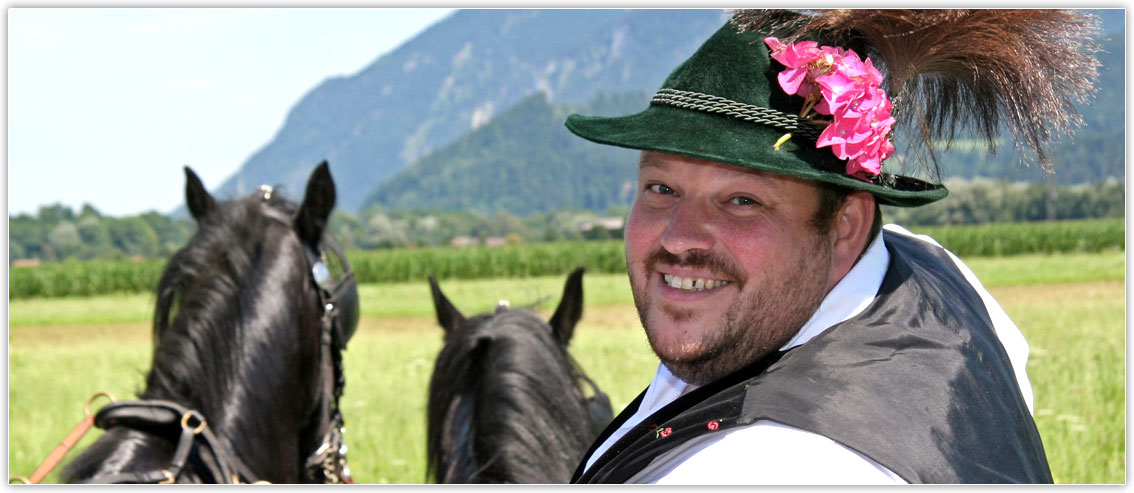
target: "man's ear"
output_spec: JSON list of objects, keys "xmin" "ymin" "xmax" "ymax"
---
[{"xmin": 831, "ymin": 190, "xmax": 876, "ymax": 282}]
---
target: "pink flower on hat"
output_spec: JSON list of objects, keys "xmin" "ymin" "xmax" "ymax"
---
[
  {"xmin": 765, "ymin": 37, "xmax": 821, "ymax": 96},
  {"xmin": 764, "ymin": 36, "xmax": 895, "ymax": 180}
]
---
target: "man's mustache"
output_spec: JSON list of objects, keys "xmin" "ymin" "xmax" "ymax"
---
[{"xmin": 643, "ymin": 248, "xmax": 746, "ymax": 290}]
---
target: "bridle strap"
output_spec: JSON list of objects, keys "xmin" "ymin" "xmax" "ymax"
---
[{"xmin": 302, "ymin": 291, "xmax": 352, "ymax": 483}]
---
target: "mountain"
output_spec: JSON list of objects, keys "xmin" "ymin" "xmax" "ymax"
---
[
  {"xmin": 211, "ymin": 9, "xmax": 729, "ymax": 212},
  {"xmin": 365, "ymin": 91, "xmax": 647, "ymax": 215},
  {"xmin": 212, "ymin": 9, "xmax": 1122, "ymax": 217}
]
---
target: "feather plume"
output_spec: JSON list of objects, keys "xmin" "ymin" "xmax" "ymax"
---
[{"xmin": 731, "ymin": 9, "xmax": 1101, "ymax": 175}]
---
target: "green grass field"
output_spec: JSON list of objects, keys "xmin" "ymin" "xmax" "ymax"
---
[{"xmin": 8, "ymin": 251, "xmax": 1125, "ymax": 484}]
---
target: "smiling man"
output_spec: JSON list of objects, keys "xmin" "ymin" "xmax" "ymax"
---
[
  {"xmin": 565, "ymin": 10, "xmax": 1099, "ymax": 484},
  {"xmin": 628, "ymin": 154, "xmax": 857, "ymax": 386}
]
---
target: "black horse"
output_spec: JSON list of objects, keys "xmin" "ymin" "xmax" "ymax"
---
[
  {"xmin": 61, "ymin": 162, "xmax": 359, "ymax": 484},
  {"xmin": 426, "ymin": 267, "xmax": 613, "ymax": 483}
]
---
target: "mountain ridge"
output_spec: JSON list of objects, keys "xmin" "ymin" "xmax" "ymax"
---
[
  {"xmin": 211, "ymin": 9, "xmax": 1123, "ymax": 216},
  {"xmin": 211, "ymin": 9, "xmax": 729, "ymax": 212}
]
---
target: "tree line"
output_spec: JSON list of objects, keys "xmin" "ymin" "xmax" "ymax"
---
[
  {"xmin": 10, "ymin": 204, "xmax": 194, "ymax": 264},
  {"xmin": 9, "ymin": 178, "xmax": 1124, "ymax": 265}
]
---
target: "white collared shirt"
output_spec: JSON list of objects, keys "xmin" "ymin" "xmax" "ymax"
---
[{"xmin": 583, "ymin": 224, "xmax": 1034, "ymax": 484}]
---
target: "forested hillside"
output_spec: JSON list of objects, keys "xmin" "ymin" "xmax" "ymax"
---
[
  {"xmin": 929, "ymin": 30, "xmax": 1124, "ymax": 185},
  {"xmin": 365, "ymin": 92, "xmax": 645, "ymax": 215}
]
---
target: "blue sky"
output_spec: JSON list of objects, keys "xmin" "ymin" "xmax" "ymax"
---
[{"xmin": 8, "ymin": 8, "xmax": 455, "ymax": 217}]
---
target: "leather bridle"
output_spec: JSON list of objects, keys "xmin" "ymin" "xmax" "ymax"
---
[{"xmin": 299, "ymin": 231, "xmax": 358, "ymax": 484}]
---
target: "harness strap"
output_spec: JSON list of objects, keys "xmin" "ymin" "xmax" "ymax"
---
[
  {"xmin": 78, "ymin": 467, "xmax": 178, "ymax": 484},
  {"xmin": 77, "ymin": 426, "xmax": 194, "ymax": 484},
  {"xmin": 164, "ymin": 426, "xmax": 199, "ymax": 483},
  {"xmin": 95, "ymin": 400, "xmax": 183, "ymax": 430},
  {"xmin": 83, "ymin": 400, "xmax": 260, "ymax": 484}
]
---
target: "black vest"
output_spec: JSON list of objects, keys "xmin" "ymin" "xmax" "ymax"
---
[{"xmin": 573, "ymin": 230, "xmax": 1052, "ymax": 484}]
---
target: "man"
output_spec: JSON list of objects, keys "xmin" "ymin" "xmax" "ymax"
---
[{"xmin": 564, "ymin": 9, "xmax": 1098, "ymax": 484}]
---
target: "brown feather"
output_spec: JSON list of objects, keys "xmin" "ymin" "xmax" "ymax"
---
[{"xmin": 731, "ymin": 9, "xmax": 1101, "ymax": 176}]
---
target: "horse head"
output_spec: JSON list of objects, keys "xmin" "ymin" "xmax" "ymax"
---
[
  {"xmin": 426, "ymin": 266, "xmax": 613, "ymax": 483},
  {"xmin": 62, "ymin": 161, "xmax": 357, "ymax": 484}
]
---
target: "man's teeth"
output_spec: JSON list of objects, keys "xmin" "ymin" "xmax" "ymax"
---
[{"xmin": 663, "ymin": 274, "xmax": 730, "ymax": 291}]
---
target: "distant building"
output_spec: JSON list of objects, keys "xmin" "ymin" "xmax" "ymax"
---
[
  {"xmin": 450, "ymin": 236, "xmax": 479, "ymax": 248},
  {"xmin": 579, "ymin": 217, "xmax": 625, "ymax": 239},
  {"xmin": 484, "ymin": 237, "xmax": 508, "ymax": 247},
  {"xmin": 11, "ymin": 258, "xmax": 42, "ymax": 267}
]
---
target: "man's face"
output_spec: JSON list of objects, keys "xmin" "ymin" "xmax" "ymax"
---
[{"xmin": 625, "ymin": 151, "xmax": 838, "ymax": 385}]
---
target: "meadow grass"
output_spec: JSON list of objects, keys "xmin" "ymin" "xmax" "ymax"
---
[
  {"xmin": 9, "ymin": 251, "xmax": 1122, "ymax": 327},
  {"xmin": 7, "ymin": 251, "xmax": 1125, "ymax": 484},
  {"xmin": 995, "ymin": 281, "xmax": 1126, "ymax": 484},
  {"xmin": 8, "ymin": 331, "xmax": 151, "ymax": 484},
  {"xmin": 10, "ymin": 218, "xmax": 1123, "ymax": 300}
]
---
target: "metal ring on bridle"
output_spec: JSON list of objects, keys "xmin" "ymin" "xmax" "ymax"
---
[
  {"xmin": 180, "ymin": 410, "xmax": 208, "ymax": 435},
  {"xmin": 84, "ymin": 391, "xmax": 118, "ymax": 419}
]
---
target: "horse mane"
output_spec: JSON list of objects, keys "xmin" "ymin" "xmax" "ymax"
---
[
  {"xmin": 151, "ymin": 191, "xmax": 323, "ymax": 462},
  {"xmin": 427, "ymin": 309, "xmax": 596, "ymax": 483},
  {"xmin": 62, "ymin": 191, "xmax": 324, "ymax": 483}
]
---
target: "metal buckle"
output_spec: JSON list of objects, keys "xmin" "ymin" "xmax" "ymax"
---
[{"xmin": 179, "ymin": 410, "xmax": 208, "ymax": 435}]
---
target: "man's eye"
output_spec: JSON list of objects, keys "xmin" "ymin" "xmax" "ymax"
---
[
  {"xmin": 729, "ymin": 196, "xmax": 757, "ymax": 206},
  {"xmin": 647, "ymin": 184, "xmax": 675, "ymax": 195}
]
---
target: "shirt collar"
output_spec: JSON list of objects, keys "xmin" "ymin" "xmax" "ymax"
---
[{"xmin": 780, "ymin": 229, "xmax": 889, "ymax": 351}]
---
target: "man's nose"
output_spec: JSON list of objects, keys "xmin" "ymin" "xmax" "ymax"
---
[{"xmin": 659, "ymin": 199, "xmax": 714, "ymax": 255}]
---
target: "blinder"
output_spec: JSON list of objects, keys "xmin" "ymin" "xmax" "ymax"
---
[{"xmin": 306, "ymin": 237, "xmax": 359, "ymax": 350}]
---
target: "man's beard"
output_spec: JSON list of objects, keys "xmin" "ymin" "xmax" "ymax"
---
[{"xmin": 630, "ymin": 235, "xmax": 833, "ymax": 386}]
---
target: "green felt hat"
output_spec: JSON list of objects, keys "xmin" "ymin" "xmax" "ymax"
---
[{"xmin": 565, "ymin": 18, "xmax": 948, "ymax": 207}]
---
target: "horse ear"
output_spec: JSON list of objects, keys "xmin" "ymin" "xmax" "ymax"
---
[
  {"xmin": 549, "ymin": 266, "xmax": 585, "ymax": 344},
  {"xmin": 184, "ymin": 166, "xmax": 215, "ymax": 221},
  {"xmin": 294, "ymin": 161, "xmax": 336, "ymax": 247},
  {"xmin": 429, "ymin": 274, "xmax": 465, "ymax": 333}
]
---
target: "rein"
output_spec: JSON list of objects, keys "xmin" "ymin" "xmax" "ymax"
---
[{"xmin": 10, "ymin": 392, "xmax": 116, "ymax": 484}]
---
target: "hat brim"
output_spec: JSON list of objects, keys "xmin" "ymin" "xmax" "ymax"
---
[{"xmin": 566, "ymin": 104, "xmax": 948, "ymax": 208}]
